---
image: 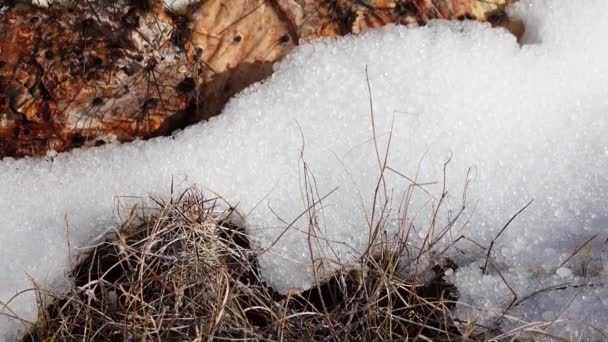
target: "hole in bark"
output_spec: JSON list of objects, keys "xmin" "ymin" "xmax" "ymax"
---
[
  {"xmin": 141, "ymin": 98, "xmax": 158, "ymax": 112},
  {"xmin": 0, "ymin": 61, "xmax": 5, "ymax": 69},
  {"xmin": 79, "ymin": 18, "xmax": 98, "ymax": 37},
  {"xmin": 279, "ymin": 34, "xmax": 290, "ymax": 44},
  {"xmin": 29, "ymin": 16, "xmax": 39, "ymax": 24},
  {"xmin": 176, "ymin": 77, "xmax": 196, "ymax": 93},
  {"xmin": 171, "ymin": 15, "xmax": 190, "ymax": 48},
  {"xmin": 91, "ymin": 97, "xmax": 105, "ymax": 106},
  {"xmin": 233, "ymin": 35, "xmax": 242, "ymax": 44},
  {"xmin": 39, "ymin": 83, "xmax": 51, "ymax": 101},
  {"xmin": 456, "ymin": 14, "xmax": 476, "ymax": 21},
  {"xmin": 122, "ymin": 7, "xmax": 140, "ymax": 29},
  {"xmin": 40, "ymin": 103, "xmax": 51, "ymax": 121},
  {"xmin": 44, "ymin": 51, "xmax": 54, "ymax": 59},
  {"xmin": 71, "ymin": 133, "xmax": 85, "ymax": 147}
]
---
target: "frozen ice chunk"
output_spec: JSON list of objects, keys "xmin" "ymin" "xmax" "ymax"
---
[{"xmin": 556, "ymin": 267, "xmax": 572, "ymax": 278}]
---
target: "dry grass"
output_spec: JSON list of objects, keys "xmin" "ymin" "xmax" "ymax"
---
[
  {"xmin": 19, "ymin": 186, "xmax": 495, "ymax": 341},
  {"xmin": 18, "ymin": 67, "xmax": 499, "ymax": 342}
]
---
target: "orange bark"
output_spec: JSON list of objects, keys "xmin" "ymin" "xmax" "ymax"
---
[{"xmin": 0, "ymin": 0, "xmax": 522, "ymax": 158}]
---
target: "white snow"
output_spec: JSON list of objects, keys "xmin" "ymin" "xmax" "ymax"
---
[
  {"xmin": 162, "ymin": 0, "xmax": 199, "ymax": 12},
  {"xmin": 556, "ymin": 267, "xmax": 573, "ymax": 279},
  {"xmin": 2, "ymin": 0, "xmax": 608, "ymax": 339},
  {"xmin": 30, "ymin": 0, "xmax": 49, "ymax": 7}
]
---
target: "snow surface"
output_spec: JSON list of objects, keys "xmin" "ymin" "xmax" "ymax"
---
[
  {"xmin": 2, "ymin": 0, "xmax": 608, "ymax": 339},
  {"xmin": 161, "ymin": 0, "xmax": 199, "ymax": 12}
]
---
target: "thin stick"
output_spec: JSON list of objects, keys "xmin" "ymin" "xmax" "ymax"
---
[
  {"xmin": 558, "ymin": 233, "xmax": 598, "ymax": 269},
  {"xmin": 260, "ymin": 186, "xmax": 340, "ymax": 255},
  {"xmin": 482, "ymin": 199, "xmax": 533, "ymax": 274}
]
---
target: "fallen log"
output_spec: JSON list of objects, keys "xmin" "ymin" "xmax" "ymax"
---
[{"xmin": 0, "ymin": 0, "xmax": 522, "ymax": 158}]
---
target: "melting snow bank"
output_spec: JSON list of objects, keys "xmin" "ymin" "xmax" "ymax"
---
[{"xmin": 2, "ymin": 0, "xmax": 608, "ymax": 339}]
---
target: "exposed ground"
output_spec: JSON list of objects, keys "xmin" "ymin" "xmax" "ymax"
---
[{"xmin": 20, "ymin": 188, "xmax": 490, "ymax": 341}]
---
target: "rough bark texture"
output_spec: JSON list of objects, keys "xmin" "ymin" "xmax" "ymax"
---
[{"xmin": 0, "ymin": 0, "xmax": 522, "ymax": 158}]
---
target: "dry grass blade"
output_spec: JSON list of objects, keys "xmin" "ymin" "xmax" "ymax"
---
[
  {"xmin": 558, "ymin": 233, "xmax": 598, "ymax": 269},
  {"xmin": 482, "ymin": 199, "xmax": 533, "ymax": 275}
]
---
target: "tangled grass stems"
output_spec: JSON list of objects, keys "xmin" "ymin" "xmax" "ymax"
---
[{"xmin": 19, "ymin": 186, "xmax": 491, "ymax": 341}]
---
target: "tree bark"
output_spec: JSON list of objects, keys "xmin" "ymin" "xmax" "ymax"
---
[{"xmin": 0, "ymin": 0, "xmax": 521, "ymax": 158}]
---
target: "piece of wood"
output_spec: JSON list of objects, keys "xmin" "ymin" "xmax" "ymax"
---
[{"xmin": 0, "ymin": 0, "xmax": 521, "ymax": 158}]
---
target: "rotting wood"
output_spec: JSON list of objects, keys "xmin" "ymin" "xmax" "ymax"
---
[{"xmin": 0, "ymin": 0, "xmax": 522, "ymax": 158}]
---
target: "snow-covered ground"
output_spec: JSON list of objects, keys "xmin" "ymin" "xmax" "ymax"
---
[{"xmin": 2, "ymin": 0, "xmax": 608, "ymax": 339}]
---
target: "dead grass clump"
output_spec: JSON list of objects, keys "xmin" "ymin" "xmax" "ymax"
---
[
  {"xmin": 22, "ymin": 187, "xmax": 478, "ymax": 341},
  {"xmin": 22, "ymin": 189, "xmax": 240, "ymax": 340}
]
